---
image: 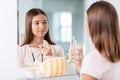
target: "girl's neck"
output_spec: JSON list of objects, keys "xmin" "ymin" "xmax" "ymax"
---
[{"xmin": 29, "ymin": 37, "xmax": 44, "ymax": 48}]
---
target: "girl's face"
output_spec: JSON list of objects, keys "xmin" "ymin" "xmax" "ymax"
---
[{"xmin": 32, "ymin": 14, "xmax": 48, "ymax": 38}]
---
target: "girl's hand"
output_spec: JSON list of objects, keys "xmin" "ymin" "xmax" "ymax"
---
[
  {"xmin": 69, "ymin": 47, "xmax": 83, "ymax": 69},
  {"xmin": 69, "ymin": 40, "xmax": 83, "ymax": 70},
  {"xmin": 39, "ymin": 40, "xmax": 52, "ymax": 56}
]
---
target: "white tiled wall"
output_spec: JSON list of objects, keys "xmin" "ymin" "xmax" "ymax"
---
[{"xmin": 0, "ymin": 0, "xmax": 17, "ymax": 80}]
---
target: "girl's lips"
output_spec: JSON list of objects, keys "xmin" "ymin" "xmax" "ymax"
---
[{"xmin": 38, "ymin": 30, "xmax": 45, "ymax": 34}]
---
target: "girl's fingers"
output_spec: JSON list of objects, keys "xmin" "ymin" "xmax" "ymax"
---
[
  {"xmin": 43, "ymin": 47, "xmax": 51, "ymax": 55},
  {"xmin": 43, "ymin": 40, "xmax": 51, "ymax": 49},
  {"xmin": 38, "ymin": 40, "xmax": 51, "ymax": 55},
  {"xmin": 41, "ymin": 40, "xmax": 52, "ymax": 55}
]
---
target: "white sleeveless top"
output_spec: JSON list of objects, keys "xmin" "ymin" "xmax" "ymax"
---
[{"xmin": 80, "ymin": 49, "xmax": 120, "ymax": 80}]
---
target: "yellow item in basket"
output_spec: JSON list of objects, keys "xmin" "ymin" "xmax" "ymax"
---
[
  {"xmin": 41, "ymin": 57, "xmax": 66, "ymax": 77},
  {"xmin": 25, "ymin": 61, "xmax": 38, "ymax": 72},
  {"xmin": 25, "ymin": 67, "xmax": 37, "ymax": 72}
]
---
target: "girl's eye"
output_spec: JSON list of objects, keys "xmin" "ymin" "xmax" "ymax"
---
[
  {"xmin": 42, "ymin": 21, "xmax": 47, "ymax": 24},
  {"xmin": 36, "ymin": 22, "xmax": 39, "ymax": 25}
]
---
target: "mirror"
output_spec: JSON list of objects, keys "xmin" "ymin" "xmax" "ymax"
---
[
  {"xmin": 17, "ymin": 0, "xmax": 120, "ymax": 79},
  {"xmin": 17, "ymin": 0, "xmax": 86, "ymax": 55}
]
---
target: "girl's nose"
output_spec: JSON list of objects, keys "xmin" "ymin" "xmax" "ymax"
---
[{"xmin": 38, "ymin": 22, "xmax": 44, "ymax": 28}]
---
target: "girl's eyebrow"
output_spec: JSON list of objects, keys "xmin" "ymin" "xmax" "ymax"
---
[
  {"xmin": 33, "ymin": 20, "xmax": 48, "ymax": 22},
  {"xmin": 42, "ymin": 20, "xmax": 48, "ymax": 21}
]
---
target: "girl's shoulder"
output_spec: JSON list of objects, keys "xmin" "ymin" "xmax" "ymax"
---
[
  {"xmin": 17, "ymin": 44, "xmax": 29, "ymax": 50},
  {"xmin": 85, "ymin": 49, "xmax": 101, "ymax": 61}
]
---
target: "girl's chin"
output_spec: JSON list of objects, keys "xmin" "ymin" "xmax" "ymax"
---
[{"xmin": 37, "ymin": 34, "xmax": 45, "ymax": 37}]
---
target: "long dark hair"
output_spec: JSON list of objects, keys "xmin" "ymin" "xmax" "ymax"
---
[
  {"xmin": 87, "ymin": 1, "xmax": 120, "ymax": 62},
  {"xmin": 21, "ymin": 8, "xmax": 55, "ymax": 46}
]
